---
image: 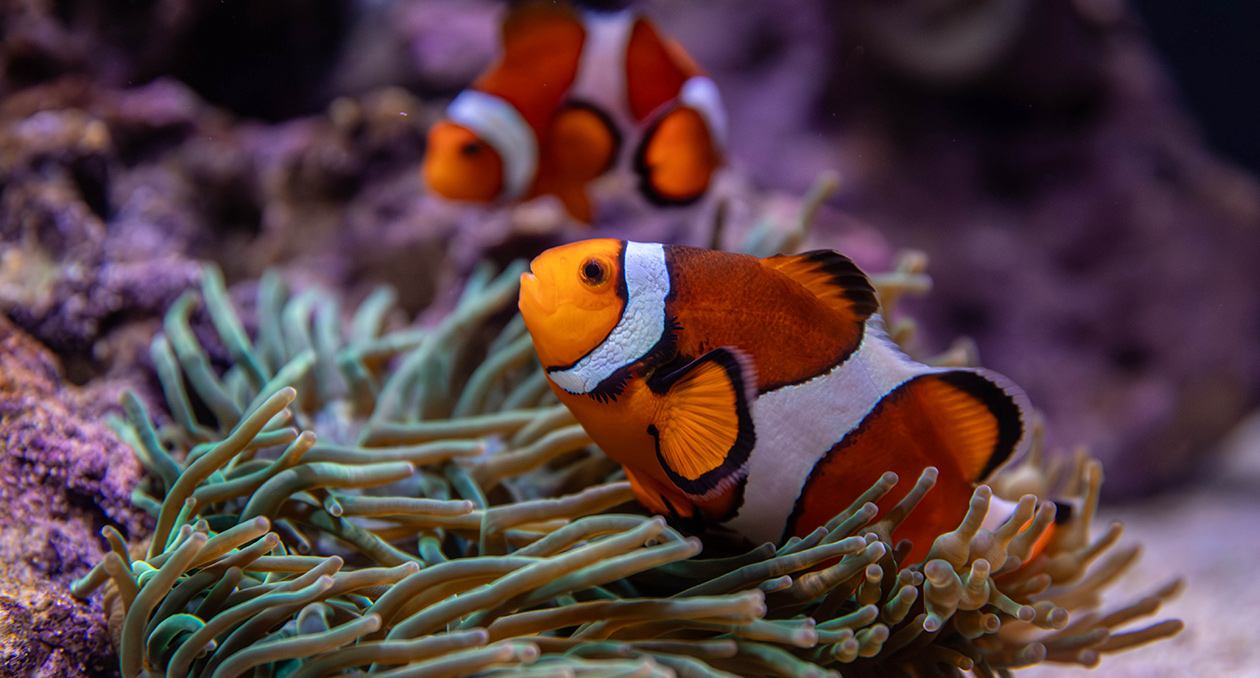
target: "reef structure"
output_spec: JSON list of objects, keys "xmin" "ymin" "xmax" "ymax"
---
[
  {"xmin": 72, "ymin": 218, "xmax": 1182, "ymax": 677},
  {"xmin": 0, "ymin": 314, "xmax": 144, "ymax": 675}
]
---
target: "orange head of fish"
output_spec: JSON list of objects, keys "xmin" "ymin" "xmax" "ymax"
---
[
  {"xmin": 519, "ymin": 239, "xmax": 627, "ymax": 371},
  {"xmin": 423, "ymin": 120, "xmax": 504, "ymax": 202}
]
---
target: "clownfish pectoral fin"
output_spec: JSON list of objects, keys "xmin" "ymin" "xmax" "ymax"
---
[
  {"xmin": 648, "ymin": 348, "xmax": 757, "ymax": 500},
  {"xmin": 476, "ymin": 2, "xmax": 586, "ymax": 133},
  {"xmin": 549, "ymin": 184, "xmax": 594, "ymax": 224},
  {"xmin": 761, "ymin": 250, "xmax": 880, "ymax": 323},
  {"xmin": 544, "ymin": 105, "xmax": 619, "ymax": 178},
  {"xmin": 625, "ymin": 16, "xmax": 702, "ymax": 122},
  {"xmin": 534, "ymin": 105, "xmax": 619, "ymax": 223},
  {"xmin": 623, "ymin": 465, "xmax": 698, "ymax": 523},
  {"xmin": 634, "ymin": 106, "xmax": 721, "ymax": 205},
  {"xmin": 913, "ymin": 371, "xmax": 1027, "ymax": 483}
]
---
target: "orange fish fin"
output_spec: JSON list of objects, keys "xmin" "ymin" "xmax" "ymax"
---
[
  {"xmin": 625, "ymin": 16, "xmax": 698, "ymax": 121},
  {"xmin": 549, "ymin": 184, "xmax": 594, "ymax": 223},
  {"xmin": 542, "ymin": 105, "xmax": 619, "ymax": 180},
  {"xmin": 649, "ymin": 348, "xmax": 756, "ymax": 500},
  {"xmin": 634, "ymin": 106, "xmax": 720, "ymax": 205},
  {"xmin": 760, "ymin": 250, "xmax": 879, "ymax": 323},
  {"xmin": 475, "ymin": 2, "xmax": 586, "ymax": 132},
  {"xmin": 533, "ymin": 105, "xmax": 618, "ymax": 222},
  {"xmin": 912, "ymin": 371, "xmax": 1026, "ymax": 482},
  {"xmin": 624, "ymin": 465, "xmax": 695, "ymax": 519}
]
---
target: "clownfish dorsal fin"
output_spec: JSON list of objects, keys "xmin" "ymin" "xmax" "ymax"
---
[
  {"xmin": 624, "ymin": 15, "xmax": 702, "ymax": 122},
  {"xmin": 648, "ymin": 348, "xmax": 756, "ymax": 500},
  {"xmin": 761, "ymin": 250, "xmax": 880, "ymax": 323},
  {"xmin": 912, "ymin": 371, "xmax": 1026, "ymax": 483},
  {"xmin": 475, "ymin": 2, "xmax": 587, "ymax": 133}
]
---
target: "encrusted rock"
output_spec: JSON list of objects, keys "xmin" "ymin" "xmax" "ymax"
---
[{"xmin": 0, "ymin": 315, "xmax": 146, "ymax": 675}]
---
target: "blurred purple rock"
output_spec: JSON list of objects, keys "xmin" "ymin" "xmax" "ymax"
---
[{"xmin": 808, "ymin": 0, "xmax": 1260, "ymax": 496}]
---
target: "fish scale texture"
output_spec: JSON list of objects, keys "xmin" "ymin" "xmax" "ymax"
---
[{"xmin": 553, "ymin": 242, "xmax": 670, "ymax": 394}]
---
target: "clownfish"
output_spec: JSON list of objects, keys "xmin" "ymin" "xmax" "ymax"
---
[
  {"xmin": 422, "ymin": 2, "xmax": 726, "ymax": 223},
  {"xmin": 519, "ymin": 240, "xmax": 1034, "ymax": 562}
]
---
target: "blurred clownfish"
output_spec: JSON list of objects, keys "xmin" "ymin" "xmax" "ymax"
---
[
  {"xmin": 422, "ymin": 2, "xmax": 726, "ymax": 223},
  {"xmin": 519, "ymin": 240, "xmax": 1042, "ymax": 561}
]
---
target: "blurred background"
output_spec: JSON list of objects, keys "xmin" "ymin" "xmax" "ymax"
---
[{"xmin": 1, "ymin": 0, "xmax": 1257, "ymax": 674}]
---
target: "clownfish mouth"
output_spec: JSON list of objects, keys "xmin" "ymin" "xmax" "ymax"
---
[{"xmin": 519, "ymin": 270, "xmax": 553, "ymax": 317}]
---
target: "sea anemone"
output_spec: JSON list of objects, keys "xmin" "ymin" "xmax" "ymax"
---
[{"xmin": 72, "ymin": 195, "xmax": 1181, "ymax": 677}]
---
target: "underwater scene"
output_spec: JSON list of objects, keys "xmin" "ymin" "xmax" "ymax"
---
[{"xmin": 1, "ymin": 0, "xmax": 1258, "ymax": 676}]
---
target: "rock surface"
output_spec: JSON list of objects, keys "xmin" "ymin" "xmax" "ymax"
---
[{"xmin": 0, "ymin": 315, "xmax": 142, "ymax": 676}]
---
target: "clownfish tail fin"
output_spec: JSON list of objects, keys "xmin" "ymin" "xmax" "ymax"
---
[
  {"xmin": 761, "ymin": 250, "xmax": 879, "ymax": 324},
  {"xmin": 648, "ymin": 347, "xmax": 757, "ymax": 501},
  {"xmin": 907, "ymin": 370, "xmax": 1029, "ymax": 484}
]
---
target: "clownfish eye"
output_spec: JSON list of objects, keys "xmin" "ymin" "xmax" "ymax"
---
[
  {"xmin": 579, "ymin": 258, "xmax": 608, "ymax": 287},
  {"xmin": 460, "ymin": 141, "xmax": 482, "ymax": 156}
]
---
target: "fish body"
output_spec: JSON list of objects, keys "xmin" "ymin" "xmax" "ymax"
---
[
  {"xmin": 519, "ymin": 239, "xmax": 1031, "ymax": 560},
  {"xmin": 423, "ymin": 2, "xmax": 726, "ymax": 223}
]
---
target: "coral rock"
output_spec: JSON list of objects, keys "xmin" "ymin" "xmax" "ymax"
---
[{"xmin": 0, "ymin": 315, "xmax": 146, "ymax": 675}]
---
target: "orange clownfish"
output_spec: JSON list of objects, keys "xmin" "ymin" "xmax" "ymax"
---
[
  {"xmin": 519, "ymin": 240, "xmax": 1033, "ymax": 561},
  {"xmin": 422, "ymin": 2, "xmax": 726, "ymax": 223}
]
